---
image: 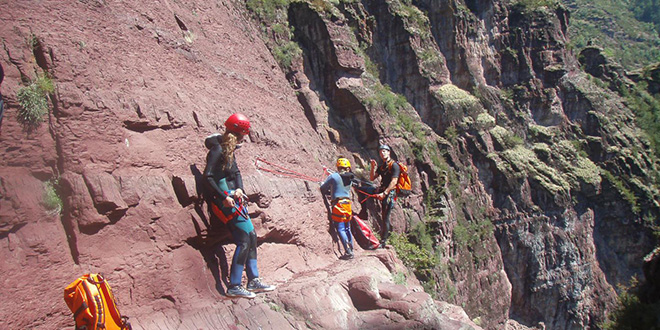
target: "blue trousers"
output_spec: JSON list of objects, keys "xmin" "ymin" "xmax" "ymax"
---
[
  {"xmin": 213, "ymin": 201, "xmax": 259, "ymax": 287},
  {"xmin": 335, "ymin": 221, "xmax": 353, "ymax": 253}
]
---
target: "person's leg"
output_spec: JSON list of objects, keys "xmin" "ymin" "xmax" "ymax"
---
[
  {"xmin": 229, "ymin": 227, "xmax": 250, "ymax": 287},
  {"xmin": 245, "ymin": 228, "xmax": 276, "ymax": 292},
  {"xmin": 225, "ymin": 224, "xmax": 256, "ymax": 298},
  {"xmin": 336, "ymin": 221, "xmax": 350, "ymax": 253},
  {"xmin": 346, "ymin": 203, "xmax": 353, "ymax": 251},
  {"xmin": 345, "ymin": 220, "xmax": 353, "ymax": 251},
  {"xmin": 380, "ymin": 192, "xmax": 395, "ymax": 247},
  {"xmin": 245, "ymin": 230, "xmax": 259, "ymax": 280}
]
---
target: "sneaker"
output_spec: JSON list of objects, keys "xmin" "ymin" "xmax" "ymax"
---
[
  {"xmin": 226, "ymin": 285, "xmax": 256, "ymax": 299},
  {"xmin": 247, "ymin": 278, "xmax": 276, "ymax": 293},
  {"xmin": 378, "ymin": 242, "xmax": 387, "ymax": 249}
]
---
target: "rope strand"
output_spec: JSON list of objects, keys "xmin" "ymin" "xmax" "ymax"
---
[
  {"xmin": 255, "ymin": 157, "xmax": 322, "ymax": 182},
  {"xmin": 255, "ymin": 157, "xmax": 380, "ymax": 202}
]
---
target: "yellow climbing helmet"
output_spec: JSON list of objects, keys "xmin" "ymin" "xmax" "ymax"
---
[{"xmin": 336, "ymin": 157, "xmax": 351, "ymax": 169}]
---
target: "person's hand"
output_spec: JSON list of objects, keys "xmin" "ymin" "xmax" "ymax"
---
[
  {"xmin": 222, "ymin": 197, "xmax": 236, "ymax": 208},
  {"xmin": 234, "ymin": 188, "xmax": 246, "ymax": 200},
  {"xmin": 370, "ymin": 159, "xmax": 377, "ymax": 168},
  {"xmin": 377, "ymin": 192, "xmax": 385, "ymax": 200}
]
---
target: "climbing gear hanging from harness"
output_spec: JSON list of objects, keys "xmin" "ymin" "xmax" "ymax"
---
[
  {"xmin": 210, "ymin": 192, "xmax": 249, "ymax": 224},
  {"xmin": 255, "ymin": 157, "xmax": 322, "ymax": 182}
]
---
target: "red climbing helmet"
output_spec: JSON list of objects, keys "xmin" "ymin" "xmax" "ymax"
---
[{"xmin": 225, "ymin": 113, "xmax": 251, "ymax": 135}]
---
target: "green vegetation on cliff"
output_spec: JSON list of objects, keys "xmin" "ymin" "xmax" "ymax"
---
[
  {"xmin": 16, "ymin": 73, "xmax": 54, "ymax": 131},
  {"xmin": 631, "ymin": 0, "xmax": 660, "ymax": 35},
  {"xmin": 564, "ymin": 0, "xmax": 660, "ymax": 70},
  {"xmin": 603, "ymin": 278, "xmax": 660, "ymax": 330}
]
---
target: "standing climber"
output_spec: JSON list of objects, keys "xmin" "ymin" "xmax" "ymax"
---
[
  {"xmin": 368, "ymin": 144, "xmax": 400, "ymax": 249},
  {"xmin": 321, "ymin": 157, "xmax": 356, "ymax": 260},
  {"xmin": 203, "ymin": 113, "xmax": 275, "ymax": 299}
]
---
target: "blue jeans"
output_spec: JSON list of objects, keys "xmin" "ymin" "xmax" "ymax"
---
[{"xmin": 335, "ymin": 221, "xmax": 353, "ymax": 253}]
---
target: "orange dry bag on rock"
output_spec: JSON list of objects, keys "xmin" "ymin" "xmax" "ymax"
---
[{"xmin": 64, "ymin": 273, "xmax": 132, "ymax": 330}]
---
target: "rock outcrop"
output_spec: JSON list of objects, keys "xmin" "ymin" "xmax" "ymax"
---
[{"xmin": 1, "ymin": 0, "xmax": 658, "ymax": 329}]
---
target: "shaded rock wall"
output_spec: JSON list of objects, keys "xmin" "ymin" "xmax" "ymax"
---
[
  {"xmin": 0, "ymin": 0, "xmax": 481, "ymax": 329},
  {"xmin": 1, "ymin": 0, "xmax": 659, "ymax": 329},
  {"xmin": 277, "ymin": 0, "xmax": 659, "ymax": 329}
]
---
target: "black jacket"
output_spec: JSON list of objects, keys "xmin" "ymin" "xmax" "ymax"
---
[{"xmin": 203, "ymin": 135, "xmax": 244, "ymax": 201}]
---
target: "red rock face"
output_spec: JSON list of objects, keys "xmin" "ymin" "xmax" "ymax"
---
[
  {"xmin": 4, "ymin": 0, "xmax": 656, "ymax": 329},
  {"xmin": 0, "ymin": 1, "xmax": 480, "ymax": 329}
]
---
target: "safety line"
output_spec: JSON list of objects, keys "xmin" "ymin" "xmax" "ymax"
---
[{"xmin": 255, "ymin": 157, "xmax": 322, "ymax": 182}]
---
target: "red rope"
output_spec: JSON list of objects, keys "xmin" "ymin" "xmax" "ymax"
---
[
  {"xmin": 353, "ymin": 187, "xmax": 381, "ymax": 203},
  {"xmin": 255, "ymin": 157, "xmax": 322, "ymax": 182},
  {"xmin": 256, "ymin": 158, "xmax": 383, "ymax": 202}
]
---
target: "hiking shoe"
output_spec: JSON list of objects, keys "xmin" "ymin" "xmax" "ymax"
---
[
  {"xmin": 226, "ymin": 285, "xmax": 256, "ymax": 299},
  {"xmin": 378, "ymin": 242, "xmax": 387, "ymax": 249},
  {"xmin": 247, "ymin": 278, "xmax": 276, "ymax": 293},
  {"xmin": 340, "ymin": 252, "xmax": 354, "ymax": 260}
]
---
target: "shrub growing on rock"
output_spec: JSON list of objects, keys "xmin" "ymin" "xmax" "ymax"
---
[{"xmin": 17, "ymin": 74, "xmax": 54, "ymax": 131}]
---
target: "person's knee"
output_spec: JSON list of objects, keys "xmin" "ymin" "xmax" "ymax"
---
[{"xmin": 247, "ymin": 231, "xmax": 258, "ymax": 259}]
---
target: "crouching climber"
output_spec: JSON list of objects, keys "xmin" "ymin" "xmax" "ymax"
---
[
  {"xmin": 203, "ymin": 113, "xmax": 276, "ymax": 298},
  {"xmin": 321, "ymin": 157, "xmax": 356, "ymax": 260}
]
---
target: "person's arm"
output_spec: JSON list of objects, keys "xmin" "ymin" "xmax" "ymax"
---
[
  {"xmin": 203, "ymin": 146, "xmax": 236, "ymax": 208},
  {"xmin": 320, "ymin": 174, "xmax": 333, "ymax": 195},
  {"xmin": 203, "ymin": 146, "xmax": 227, "ymax": 200},
  {"xmin": 369, "ymin": 159, "xmax": 378, "ymax": 181},
  {"xmin": 230, "ymin": 159, "xmax": 246, "ymax": 199}
]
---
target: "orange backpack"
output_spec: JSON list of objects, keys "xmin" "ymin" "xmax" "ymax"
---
[
  {"xmin": 64, "ymin": 274, "xmax": 132, "ymax": 330},
  {"xmin": 388, "ymin": 161, "xmax": 412, "ymax": 196}
]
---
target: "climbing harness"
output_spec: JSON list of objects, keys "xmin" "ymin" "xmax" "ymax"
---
[
  {"xmin": 255, "ymin": 157, "xmax": 322, "ymax": 182},
  {"xmin": 211, "ymin": 192, "xmax": 250, "ymax": 224}
]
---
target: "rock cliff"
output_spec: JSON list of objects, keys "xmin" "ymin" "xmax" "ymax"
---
[{"xmin": 1, "ymin": 0, "xmax": 658, "ymax": 329}]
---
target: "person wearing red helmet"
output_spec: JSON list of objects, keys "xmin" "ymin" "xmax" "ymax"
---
[{"xmin": 203, "ymin": 113, "xmax": 275, "ymax": 298}]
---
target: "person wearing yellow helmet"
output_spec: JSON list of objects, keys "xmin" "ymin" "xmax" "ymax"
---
[{"xmin": 320, "ymin": 157, "xmax": 356, "ymax": 260}]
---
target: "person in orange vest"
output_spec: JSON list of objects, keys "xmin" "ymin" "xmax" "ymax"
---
[
  {"xmin": 203, "ymin": 113, "xmax": 275, "ymax": 298},
  {"xmin": 369, "ymin": 144, "xmax": 400, "ymax": 248},
  {"xmin": 321, "ymin": 157, "xmax": 356, "ymax": 260}
]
